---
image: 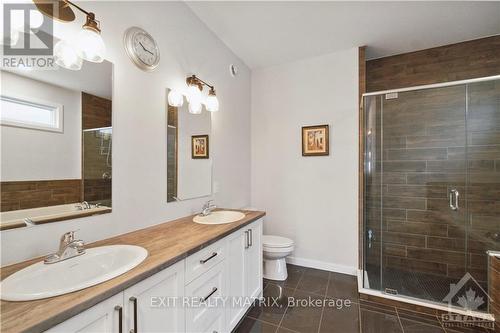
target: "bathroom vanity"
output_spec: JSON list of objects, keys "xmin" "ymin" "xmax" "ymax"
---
[{"xmin": 0, "ymin": 210, "xmax": 264, "ymax": 333}]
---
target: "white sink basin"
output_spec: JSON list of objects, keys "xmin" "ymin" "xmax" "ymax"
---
[
  {"xmin": 193, "ymin": 210, "xmax": 246, "ymax": 225},
  {"xmin": 0, "ymin": 245, "xmax": 148, "ymax": 301}
]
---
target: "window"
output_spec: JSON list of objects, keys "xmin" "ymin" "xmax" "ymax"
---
[{"xmin": 0, "ymin": 95, "xmax": 63, "ymax": 132}]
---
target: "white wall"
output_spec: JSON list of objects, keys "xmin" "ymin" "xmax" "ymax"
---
[
  {"xmin": 1, "ymin": 72, "xmax": 81, "ymax": 181},
  {"xmin": 251, "ymin": 49, "xmax": 359, "ymax": 274},
  {"xmin": 1, "ymin": 2, "xmax": 251, "ymax": 265}
]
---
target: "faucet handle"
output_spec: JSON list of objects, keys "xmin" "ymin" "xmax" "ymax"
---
[
  {"xmin": 60, "ymin": 230, "xmax": 79, "ymax": 244},
  {"xmin": 203, "ymin": 200, "xmax": 213, "ymax": 209}
]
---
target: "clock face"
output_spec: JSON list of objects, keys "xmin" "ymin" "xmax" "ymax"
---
[{"xmin": 124, "ymin": 27, "xmax": 160, "ymax": 71}]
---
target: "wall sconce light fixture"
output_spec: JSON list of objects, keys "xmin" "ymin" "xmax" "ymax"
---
[
  {"xmin": 34, "ymin": 0, "xmax": 106, "ymax": 70},
  {"xmin": 168, "ymin": 75, "xmax": 220, "ymax": 114}
]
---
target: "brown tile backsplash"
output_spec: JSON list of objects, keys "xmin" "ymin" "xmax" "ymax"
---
[{"xmin": 0, "ymin": 180, "xmax": 82, "ymax": 212}]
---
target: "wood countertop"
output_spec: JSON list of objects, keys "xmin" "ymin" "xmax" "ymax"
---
[{"xmin": 0, "ymin": 209, "xmax": 265, "ymax": 333}]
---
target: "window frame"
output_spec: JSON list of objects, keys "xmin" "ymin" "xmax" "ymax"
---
[{"xmin": 0, "ymin": 93, "xmax": 64, "ymax": 133}]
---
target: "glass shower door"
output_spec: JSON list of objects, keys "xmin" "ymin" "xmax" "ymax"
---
[
  {"xmin": 467, "ymin": 79, "xmax": 500, "ymax": 310},
  {"xmin": 363, "ymin": 94, "xmax": 383, "ymax": 291},
  {"xmin": 380, "ymin": 85, "xmax": 468, "ymax": 304}
]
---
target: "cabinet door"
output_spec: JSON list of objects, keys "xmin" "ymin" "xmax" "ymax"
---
[
  {"xmin": 123, "ymin": 260, "xmax": 185, "ymax": 333},
  {"xmin": 246, "ymin": 219, "xmax": 263, "ymax": 300},
  {"xmin": 185, "ymin": 261, "xmax": 226, "ymax": 333},
  {"xmin": 226, "ymin": 228, "xmax": 247, "ymax": 331},
  {"xmin": 46, "ymin": 293, "xmax": 123, "ymax": 333}
]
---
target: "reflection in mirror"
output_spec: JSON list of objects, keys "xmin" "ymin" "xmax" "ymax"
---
[
  {"xmin": 167, "ymin": 89, "xmax": 212, "ymax": 202},
  {"xmin": 0, "ymin": 60, "xmax": 113, "ymax": 230}
]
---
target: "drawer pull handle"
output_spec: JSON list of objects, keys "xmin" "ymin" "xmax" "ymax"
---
[
  {"xmin": 129, "ymin": 296, "xmax": 138, "ymax": 333},
  {"xmin": 200, "ymin": 252, "xmax": 218, "ymax": 264},
  {"xmin": 249, "ymin": 229, "xmax": 253, "ymax": 247},
  {"xmin": 202, "ymin": 287, "xmax": 218, "ymax": 302},
  {"xmin": 245, "ymin": 230, "xmax": 249, "ymax": 249},
  {"xmin": 114, "ymin": 305, "xmax": 122, "ymax": 333}
]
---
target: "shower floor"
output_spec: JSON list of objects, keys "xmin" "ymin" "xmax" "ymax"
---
[{"xmin": 365, "ymin": 264, "xmax": 488, "ymax": 312}]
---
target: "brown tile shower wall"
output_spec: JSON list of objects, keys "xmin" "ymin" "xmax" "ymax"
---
[
  {"xmin": 167, "ymin": 104, "xmax": 178, "ymax": 202},
  {"xmin": 366, "ymin": 81, "xmax": 500, "ymax": 284},
  {"xmin": 364, "ymin": 36, "xmax": 500, "ymax": 284},
  {"xmin": 0, "ymin": 180, "xmax": 82, "ymax": 212},
  {"xmin": 489, "ymin": 255, "xmax": 500, "ymax": 330},
  {"xmin": 82, "ymin": 92, "xmax": 112, "ymax": 130},
  {"xmin": 82, "ymin": 93, "xmax": 112, "ymax": 206},
  {"xmin": 366, "ymin": 35, "xmax": 500, "ymax": 92}
]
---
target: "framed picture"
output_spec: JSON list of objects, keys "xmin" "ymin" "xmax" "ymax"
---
[
  {"xmin": 192, "ymin": 135, "xmax": 209, "ymax": 159},
  {"xmin": 302, "ymin": 125, "xmax": 329, "ymax": 156}
]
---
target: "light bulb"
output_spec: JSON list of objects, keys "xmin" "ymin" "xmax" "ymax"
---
[
  {"xmin": 168, "ymin": 90, "xmax": 184, "ymax": 107},
  {"xmin": 186, "ymin": 84, "xmax": 202, "ymax": 105},
  {"xmin": 205, "ymin": 94, "xmax": 219, "ymax": 112},
  {"xmin": 188, "ymin": 101, "xmax": 202, "ymax": 114},
  {"xmin": 54, "ymin": 40, "xmax": 83, "ymax": 71},
  {"xmin": 77, "ymin": 27, "xmax": 105, "ymax": 63}
]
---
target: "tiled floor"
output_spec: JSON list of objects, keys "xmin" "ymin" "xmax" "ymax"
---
[{"xmin": 234, "ymin": 264, "xmax": 496, "ymax": 333}]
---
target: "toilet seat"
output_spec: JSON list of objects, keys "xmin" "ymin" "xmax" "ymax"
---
[{"xmin": 263, "ymin": 235, "xmax": 294, "ymax": 248}]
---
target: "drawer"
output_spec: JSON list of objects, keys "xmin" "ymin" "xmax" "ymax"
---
[
  {"xmin": 186, "ymin": 261, "xmax": 226, "ymax": 333},
  {"xmin": 186, "ymin": 238, "xmax": 226, "ymax": 283}
]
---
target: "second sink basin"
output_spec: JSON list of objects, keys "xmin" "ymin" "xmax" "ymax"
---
[
  {"xmin": 0, "ymin": 245, "xmax": 148, "ymax": 301},
  {"xmin": 193, "ymin": 210, "xmax": 246, "ymax": 224}
]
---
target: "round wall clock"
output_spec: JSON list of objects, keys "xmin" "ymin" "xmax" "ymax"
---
[{"xmin": 123, "ymin": 27, "xmax": 160, "ymax": 71}]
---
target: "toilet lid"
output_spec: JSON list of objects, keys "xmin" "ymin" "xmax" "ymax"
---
[{"xmin": 263, "ymin": 235, "xmax": 294, "ymax": 248}]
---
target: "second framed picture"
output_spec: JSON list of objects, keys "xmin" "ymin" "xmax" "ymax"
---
[
  {"xmin": 192, "ymin": 135, "xmax": 209, "ymax": 159},
  {"xmin": 302, "ymin": 125, "xmax": 329, "ymax": 156}
]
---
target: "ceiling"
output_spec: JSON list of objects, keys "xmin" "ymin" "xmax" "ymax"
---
[{"xmin": 187, "ymin": 1, "xmax": 500, "ymax": 69}]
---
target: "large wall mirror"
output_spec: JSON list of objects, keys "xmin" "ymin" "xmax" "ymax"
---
[
  {"xmin": 0, "ymin": 61, "xmax": 113, "ymax": 230},
  {"xmin": 167, "ymin": 89, "xmax": 212, "ymax": 202}
]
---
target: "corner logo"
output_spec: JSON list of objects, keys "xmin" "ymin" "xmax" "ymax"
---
[
  {"xmin": 2, "ymin": 3, "xmax": 55, "ymax": 69},
  {"xmin": 441, "ymin": 272, "xmax": 494, "ymax": 329}
]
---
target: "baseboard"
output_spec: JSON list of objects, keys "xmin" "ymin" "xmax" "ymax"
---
[{"xmin": 286, "ymin": 256, "xmax": 357, "ymax": 276}]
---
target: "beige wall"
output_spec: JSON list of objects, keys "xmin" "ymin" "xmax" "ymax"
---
[{"xmin": 251, "ymin": 48, "xmax": 359, "ymax": 274}]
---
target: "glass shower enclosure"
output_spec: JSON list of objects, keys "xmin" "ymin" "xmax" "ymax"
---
[{"xmin": 362, "ymin": 76, "xmax": 500, "ymax": 313}]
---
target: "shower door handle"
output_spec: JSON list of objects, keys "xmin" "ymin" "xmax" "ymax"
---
[{"xmin": 449, "ymin": 189, "xmax": 459, "ymax": 211}]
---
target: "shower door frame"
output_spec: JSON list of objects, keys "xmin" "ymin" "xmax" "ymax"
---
[{"xmin": 358, "ymin": 74, "xmax": 500, "ymax": 319}]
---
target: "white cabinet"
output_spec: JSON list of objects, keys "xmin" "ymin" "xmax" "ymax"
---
[
  {"xmin": 123, "ymin": 260, "xmax": 185, "ymax": 333},
  {"xmin": 48, "ymin": 219, "xmax": 263, "ymax": 333},
  {"xmin": 46, "ymin": 293, "xmax": 123, "ymax": 333},
  {"xmin": 245, "ymin": 221, "xmax": 263, "ymax": 300},
  {"xmin": 227, "ymin": 219, "xmax": 263, "ymax": 331},
  {"xmin": 227, "ymin": 228, "xmax": 247, "ymax": 330},
  {"xmin": 185, "ymin": 261, "xmax": 226, "ymax": 333}
]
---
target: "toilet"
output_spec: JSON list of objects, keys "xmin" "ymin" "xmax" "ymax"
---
[{"xmin": 262, "ymin": 235, "xmax": 295, "ymax": 281}]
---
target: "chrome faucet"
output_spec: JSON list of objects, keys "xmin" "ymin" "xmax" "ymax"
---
[
  {"xmin": 200, "ymin": 200, "xmax": 217, "ymax": 216},
  {"xmin": 76, "ymin": 201, "xmax": 92, "ymax": 210},
  {"xmin": 44, "ymin": 231, "xmax": 86, "ymax": 264}
]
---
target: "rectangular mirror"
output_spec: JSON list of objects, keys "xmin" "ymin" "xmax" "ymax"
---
[
  {"xmin": 167, "ymin": 89, "xmax": 212, "ymax": 202},
  {"xmin": 0, "ymin": 60, "xmax": 113, "ymax": 230}
]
